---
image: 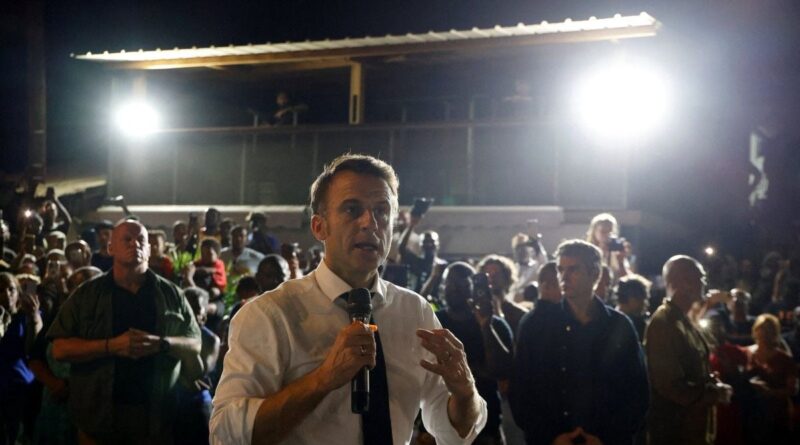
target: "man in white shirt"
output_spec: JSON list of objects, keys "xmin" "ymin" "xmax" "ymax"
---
[
  {"xmin": 211, "ymin": 154, "xmax": 487, "ymax": 444},
  {"xmin": 220, "ymin": 225, "xmax": 264, "ymax": 276}
]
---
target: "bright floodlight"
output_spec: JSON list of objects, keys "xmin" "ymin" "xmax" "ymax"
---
[
  {"xmin": 704, "ymin": 246, "xmax": 715, "ymax": 257},
  {"xmin": 114, "ymin": 101, "xmax": 160, "ymax": 137},
  {"xmin": 575, "ymin": 63, "xmax": 669, "ymax": 140}
]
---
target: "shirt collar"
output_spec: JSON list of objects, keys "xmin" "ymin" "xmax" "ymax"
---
[
  {"xmin": 560, "ymin": 295, "xmax": 611, "ymax": 324},
  {"xmin": 314, "ymin": 260, "xmax": 387, "ymax": 307}
]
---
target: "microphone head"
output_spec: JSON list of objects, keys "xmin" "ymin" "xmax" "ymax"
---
[{"xmin": 346, "ymin": 288, "xmax": 372, "ymax": 319}]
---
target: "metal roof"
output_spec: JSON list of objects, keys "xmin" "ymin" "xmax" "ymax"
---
[{"xmin": 73, "ymin": 12, "xmax": 660, "ymax": 70}]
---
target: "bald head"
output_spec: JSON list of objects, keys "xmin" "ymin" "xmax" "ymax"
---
[
  {"xmin": 663, "ymin": 255, "xmax": 706, "ymax": 311},
  {"xmin": 109, "ymin": 220, "xmax": 150, "ymax": 270}
]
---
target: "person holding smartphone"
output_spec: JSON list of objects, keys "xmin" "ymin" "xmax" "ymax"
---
[
  {"xmin": 398, "ymin": 199, "xmax": 448, "ymax": 302},
  {"xmin": 434, "ymin": 264, "xmax": 513, "ymax": 445}
]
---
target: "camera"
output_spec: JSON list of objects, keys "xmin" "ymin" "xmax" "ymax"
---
[
  {"xmin": 608, "ymin": 236, "xmax": 626, "ymax": 252},
  {"xmin": 469, "ymin": 272, "xmax": 493, "ymax": 317},
  {"xmin": 410, "ymin": 197, "xmax": 434, "ymax": 218}
]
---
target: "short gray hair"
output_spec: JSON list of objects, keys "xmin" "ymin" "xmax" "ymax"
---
[
  {"xmin": 309, "ymin": 153, "xmax": 399, "ymax": 215},
  {"xmin": 555, "ymin": 239, "xmax": 603, "ymax": 280}
]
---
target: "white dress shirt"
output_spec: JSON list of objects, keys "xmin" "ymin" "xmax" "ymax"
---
[{"xmin": 210, "ymin": 260, "xmax": 487, "ymax": 445}]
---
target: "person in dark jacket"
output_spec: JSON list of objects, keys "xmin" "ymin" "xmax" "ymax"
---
[{"xmin": 510, "ymin": 240, "xmax": 648, "ymax": 445}]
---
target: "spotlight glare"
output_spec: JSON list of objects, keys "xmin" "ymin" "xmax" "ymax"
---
[
  {"xmin": 114, "ymin": 101, "xmax": 160, "ymax": 137},
  {"xmin": 575, "ymin": 63, "xmax": 669, "ymax": 141},
  {"xmin": 704, "ymin": 246, "xmax": 715, "ymax": 257},
  {"xmin": 698, "ymin": 318, "xmax": 710, "ymax": 329}
]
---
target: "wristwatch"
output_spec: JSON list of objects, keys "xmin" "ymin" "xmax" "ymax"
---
[{"xmin": 159, "ymin": 336, "xmax": 170, "ymax": 354}]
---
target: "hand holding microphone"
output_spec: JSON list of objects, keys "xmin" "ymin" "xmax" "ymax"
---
[{"xmin": 313, "ymin": 289, "xmax": 376, "ymax": 402}]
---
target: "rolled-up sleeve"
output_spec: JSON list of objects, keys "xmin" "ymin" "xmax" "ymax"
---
[
  {"xmin": 210, "ymin": 303, "xmax": 285, "ymax": 445},
  {"xmin": 419, "ymin": 306, "xmax": 488, "ymax": 445}
]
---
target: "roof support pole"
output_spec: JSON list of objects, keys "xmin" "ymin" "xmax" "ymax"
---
[
  {"xmin": 26, "ymin": 0, "xmax": 47, "ymax": 180},
  {"xmin": 349, "ymin": 62, "xmax": 364, "ymax": 125}
]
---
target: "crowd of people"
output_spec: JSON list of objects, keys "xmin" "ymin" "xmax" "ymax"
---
[{"xmin": 1, "ymin": 155, "xmax": 799, "ymax": 445}]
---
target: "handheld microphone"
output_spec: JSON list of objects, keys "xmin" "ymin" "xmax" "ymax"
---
[{"xmin": 346, "ymin": 288, "xmax": 372, "ymax": 414}]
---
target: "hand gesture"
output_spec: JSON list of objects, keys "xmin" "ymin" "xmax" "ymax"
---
[
  {"xmin": 19, "ymin": 291, "xmax": 40, "ymax": 316},
  {"xmin": 551, "ymin": 428, "xmax": 583, "ymax": 445},
  {"xmin": 552, "ymin": 428, "xmax": 603, "ymax": 445},
  {"xmin": 416, "ymin": 329, "xmax": 475, "ymax": 400},
  {"xmin": 315, "ymin": 321, "xmax": 376, "ymax": 393},
  {"xmin": 111, "ymin": 328, "xmax": 161, "ymax": 359}
]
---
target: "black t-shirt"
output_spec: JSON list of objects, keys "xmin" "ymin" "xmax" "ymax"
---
[
  {"xmin": 111, "ymin": 274, "xmax": 158, "ymax": 405},
  {"xmin": 436, "ymin": 310, "xmax": 510, "ymax": 434},
  {"xmin": 91, "ymin": 253, "xmax": 113, "ymax": 272}
]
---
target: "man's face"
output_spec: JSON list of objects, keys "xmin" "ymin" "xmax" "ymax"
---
[
  {"xmin": 395, "ymin": 211, "xmax": 409, "ymax": 233},
  {"xmin": 443, "ymin": 269, "xmax": 471, "ymax": 312},
  {"xmin": 200, "ymin": 245, "xmax": 217, "ymax": 264},
  {"xmin": 311, "ymin": 171, "xmax": 394, "ymax": 283},
  {"xmin": 558, "ymin": 255, "xmax": 597, "ymax": 300},
  {"xmin": 538, "ymin": 269, "xmax": 562, "ymax": 303},
  {"xmin": 41, "ymin": 201, "xmax": 57, "ymax": 222},
  {"xmin": 205, "ymin": 209, "xmax": 220, "ymax": 228},
  {"xmin": 96, "ymin": 228, "xmax": 112, "ymax": 250},
  {"xmin": 173, "ymin": 224, "xmax": 187, "ymax": 244},
  {"xmin": 482, "ymin": 263, "xmax": 508, "ymax": 296},
  {"xmin": 684, "ymin": 266, "xmax": 707, "ymax": 304},
  {"xmin": 256, "ymin": 260, "xmax": 287, "ymax": 292},
  {"xmin": 421, "ymin": 232, "xmax": 439, "ymax": 257},
  {"xmin": 46, "ymin": 234, "xmax": 65, "ymax": 251},
  {"xmin": 149, "ymin": 234, "xmax": 165, "ymax": 258},
  {"xmin": 627, "ymin": 296, "xmax": 648, "ymax": 316},
  {"xmin": 232, "ymin": 228, "xmax": 247, "ymax": 250},
  {"xmin": 109, "ymin": 222, "xmax": 150, "ymax": 268},
  {"xmin": 0, "ymin": 277, "xmax": 19, "ymax": 313}
]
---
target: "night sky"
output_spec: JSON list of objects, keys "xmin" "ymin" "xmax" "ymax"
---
[{"xmin": 2, "ymin": 0, "xmax": 800, "ymax": 257}]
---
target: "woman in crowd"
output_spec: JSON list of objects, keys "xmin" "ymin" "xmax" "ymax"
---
[
  {"xmin": 586, "ymin": 212, "xmax": 633, "ymax": 278},
  {"xmin": 747, "ymin": 313, "xmax": 798, "ymax": 444},
  {"xmin": 0, "ymin": 272, "xmax": 42, "ymax": 445}
]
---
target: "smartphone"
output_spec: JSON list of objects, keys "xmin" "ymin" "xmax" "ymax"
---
[
  {"xmin": 469, "ymin": 273, "xmax": 493, "ymax": 317},
  {"xmin": 410, "ymin": 198, "xmax": 433, "ymax": 218}
]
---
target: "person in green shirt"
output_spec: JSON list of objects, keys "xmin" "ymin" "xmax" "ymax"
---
[{"xmin": 47, "ymin": 219, "xmax": 202, "ymax": 444}]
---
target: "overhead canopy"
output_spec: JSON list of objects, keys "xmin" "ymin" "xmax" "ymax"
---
[{"xmin": 73, "ymin": 13, "xmax": 660, "ymax": 70}]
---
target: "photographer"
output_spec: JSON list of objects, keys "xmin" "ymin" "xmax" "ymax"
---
[
  {"xmin": 586, "ymin": 213, "xmax": 633, "ymax": 279},
  {"xmin": 436, "ymin": 263, "xmax": 514, "ymax": 445},
  {"xmin": 398, "ymin": 198, "xmax": 447, "ymax": 302}
]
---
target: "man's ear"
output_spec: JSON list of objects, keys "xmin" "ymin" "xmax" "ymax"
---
[{"xmin": 310, "ymin": 214, "xmax": 327, "ymax": 242}]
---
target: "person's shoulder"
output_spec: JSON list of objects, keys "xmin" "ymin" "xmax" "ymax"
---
[
  {"xmin": 519, "ymin": 300, "xmax": 559, "ymax": 331},
  {"xmin": 247, "ymin": 273, "xmax": 318, "ymax": 313},
  {"xmin": 384, "ymin": 280, "xmax": 428, "ymax": 304},
  {"xmin": 151, "ymin": 270, "xmax": 183, "ymax": 298},
  {"xmin": 70, "ymin": 271, "xmax": 110, "ymax": 298},
  {"xmin": 382, "ymin": 280, "xmax": 433, "ymax": 319}
]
